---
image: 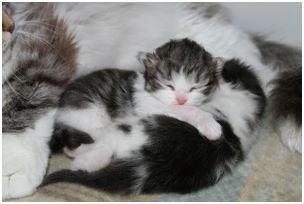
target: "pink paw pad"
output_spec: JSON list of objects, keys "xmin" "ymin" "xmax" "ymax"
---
[{"xmin": 63, "ymin": 147, "xmax": 77, "ymax": 158}]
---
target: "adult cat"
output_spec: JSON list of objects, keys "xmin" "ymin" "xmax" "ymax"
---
[{"xmin": 2, "ymin": 2, "xmax": 301, "ymax": 199}]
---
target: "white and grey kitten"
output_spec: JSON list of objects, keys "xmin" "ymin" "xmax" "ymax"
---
[{"xmin": 42, "ymin": 39, "xmax": 266, "ymax": 194}]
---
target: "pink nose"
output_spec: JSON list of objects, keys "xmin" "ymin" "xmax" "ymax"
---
[{"xmin": 176, "ymin": 96, "xmax": 187, "ymax": 105}]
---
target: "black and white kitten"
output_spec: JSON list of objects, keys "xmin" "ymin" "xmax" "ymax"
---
[{"xmin": 42, "ymin": 39, "xmax": 266, "ymax": 194}]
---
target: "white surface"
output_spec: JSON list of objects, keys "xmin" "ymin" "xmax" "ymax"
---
[{"xmin": 221, "ymin": 2, "xmax": 302, "ymax": 48}]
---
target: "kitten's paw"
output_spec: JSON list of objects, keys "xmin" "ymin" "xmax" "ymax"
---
[
  {"xmin": 275, "ymin": 119, "xmax": 302, "ymax": 154},
  {"xmin": 163, "ymin": 112, "xmax": 183, "ymax": 121},
  {"xmin": 197, "ymin": 120, "xmax": 222, "ymax": 140},
  {"xmin": 63, "ymin": 147, "xmax": 77, "ymax": 158},
  {"xmin": 64, "ymin": 144, "xmax": 92, "ymax": 158},
  {"xmin": 71, "ymin": 145, "xmax": 113, "ymax": 172}
]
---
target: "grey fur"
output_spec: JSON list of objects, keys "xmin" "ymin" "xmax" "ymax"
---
[
  {"xmin": 2, "ymin": 3, "xmax": 77, "ymax": 133},
  {"xmin": 253, "ymin": 36, "xmax": 302, "ymax": 127},
  {"xmin": 59, "ymin": 69, "xmax": 138, "ymax": 119},
  {"xmin": 253, "ymin": 36, "xmax": 301, "ymax": 71},
  {"xmin": 139, "ymin": 39, "xmax": 220, "ymax": 96},
  {"xmin": 48, "ymin": 39, "xmax": 266, "ymax": 194}
]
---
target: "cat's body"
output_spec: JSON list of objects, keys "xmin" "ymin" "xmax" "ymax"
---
[
  {"xmin": 2, "ymin": 3, "xmax": 78, "ymax": 199},
  {"xmin": 43, "ymin": 39, "xmax": 266, "ymax": 194},
  {"xmin": 2, "ymin": 2, "xmax": 301, "ymax": 199}
]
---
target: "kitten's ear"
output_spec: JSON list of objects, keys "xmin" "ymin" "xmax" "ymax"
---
[{"xmin": 137, "ymin": 52, "xmax": 160, "ymax": 70}]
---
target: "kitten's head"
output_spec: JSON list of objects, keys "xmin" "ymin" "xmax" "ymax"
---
[{"xmin": 138, "ymin": 38, "xmax": 223, "ymax": 106}]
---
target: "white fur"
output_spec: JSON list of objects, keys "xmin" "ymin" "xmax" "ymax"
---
[
  {"xmin": 150, "ymin": 72, "xmax": 210, "ymax": 106},
  {"xmin": 2, "ymin": 109, "xmax": 56, "ymax": 199},
  {"xmin": 3, "ymin": 2, "xmax": 300, "ymax": 199},
  {"xmin": 70, "ymin": 143, "xmax": 113, "ymax": 172},
  {"xmin": 56, "ymin": 104, "xmax": 111, "ymax": 138},
  {"xmin": 204, "ymin": 83, "xmax": 259, "ymax": 151},
  {"xmin": 275, "ymin": 118, "xmax": 302, "ymax": 154},
  {"xmin": 52, "ymin": 3, "xmax": 273, "ymax": 88},
  {"xmin": 59, "ymin": 71, "xmax": 222, "ymax": 170},
  {"xmin": 165, "ymin": 105, "xmax": 222, "ymax": 140},
  {"xmin": 53, "ymin": 3, "xmax": 180, "ymax": 77},
  {"xmin": 131, "ymin": 74, "xmax": 221, "ymax": 140},
  {"xmin": 71, "ymin": 117, "xmax": 148, "ymax": 172}
]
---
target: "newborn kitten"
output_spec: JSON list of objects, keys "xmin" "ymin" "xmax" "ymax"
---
[
  {"xmin": 51, "ymin": 38, "xmax": 223, "ymax": 155},
  {"xmin": 43, "ymin": 38, "xmax": 266, "ymax": 194}
]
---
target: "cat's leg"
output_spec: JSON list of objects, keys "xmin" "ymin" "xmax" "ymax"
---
[
  {"xmin": 167, "ymin": 106, "xmax": 222, "ymax": 140},
  {"xmin": 2, "ymin": 110, "xmax": 55, "ymax": 199},
  {"xmin": 56, "ymin": 104, "xmax": 112, "ymax": 138},
  {"xmin": 50, "ymin": 123, "xmax": 95, "ymax": 157},
  {"xmin": 71, "ymin": 143, "xmax": 113, "ymax": 172},
  {"xmin": 54, "ymin": 104, "xmax": 112, "ymax": 156}
]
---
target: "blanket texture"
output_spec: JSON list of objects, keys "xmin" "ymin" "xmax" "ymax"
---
[{"xmin": 8, "ymin": 122, "xmax": 301, "ymax": 202}]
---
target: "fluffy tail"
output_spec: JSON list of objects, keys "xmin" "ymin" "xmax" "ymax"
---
[
  {"xmin": 253, "ymin": 36, "xmax": 302, "ymax": 153},
  {"xmin": 41, "ymin": 160, "xmax": 140, "ymax": 194},
  {"xmin": 269, "ymin": 68, "xmax": 302, "ymax": 153}
]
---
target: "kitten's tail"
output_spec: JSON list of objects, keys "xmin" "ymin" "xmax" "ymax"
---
[
  {"xmin": 40, "ymin": 160, "xmax": 140, "ymax": 194},
  {"xmin": 269, "ymin": 68, "xmax": 302, "ymax": 153},
  {"xmin": 253, "ymin": 36, "xmax": 302, "ymax": 153}
]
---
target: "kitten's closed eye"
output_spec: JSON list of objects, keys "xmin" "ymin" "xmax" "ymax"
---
[
  {"xmin": 206, "ymin": 80, "xmax": 215, "ymax": 87},
  {"xmin": 189, "ymin": 87, "xmax": 197, "ymax": 92},
  {"xmin": 166, "ymin": 84, "xmax": 175, "ymax": 90}
]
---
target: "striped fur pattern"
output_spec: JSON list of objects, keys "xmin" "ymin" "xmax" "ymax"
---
[
  {"xmin": 2, "ymin": 3, "xmax": 77, "ymax": 199},
  {"xmin": 43, "ymin": 39, "xmax": 266, "ymax": 195}
]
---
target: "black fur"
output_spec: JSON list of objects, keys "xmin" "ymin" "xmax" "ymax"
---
[
  {"xmin": 140, "ymin": 116, "xmax": 243, "ymax": 194},
  {"xmin": 253, "ymin": 35, "xmax": 302, "ymax": 128},
  {"xmin": 269, "ymin": 68, "xmax": 302, "ymax": 126},
  {"xmin": 44, "ymin": 39, "xmax": 265, "ymax": 195},
  {"xmin": 50, "ymin": 123, "xmax": 94, "ymax": 153},
  {"xmin": 117, "ymin": 123, "xmax": 132, "ymax": 134},
  {"xmin": 141, "ymin": 38, "xmax": 219, "ymax": 95},
  {"xmin": 222, "ymin": 59, "xmax": 266, "ymax": 120},
  {"xmin": 41, "ymin": 159, "xmax": 139, "ymax": 194},
  {"xmin": 42, "ymin": 115, "xmax": 243, "ymax": 194},
  {"xmin": 59, "ymin": 69, "xmax": 138, "ymax": 119}
]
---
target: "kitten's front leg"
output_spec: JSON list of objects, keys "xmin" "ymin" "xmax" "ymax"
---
[{"xmin": 167, "ymin": 106, "xmax": 222, "ymax": 140}]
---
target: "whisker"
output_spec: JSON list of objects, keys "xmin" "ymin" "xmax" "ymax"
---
[
  {"xmin": 19, "ymin": 21, "xmax": 62, "ymax": 36},
  {"xmin": 12, "ymin": 72, "xmax": 26, "ymax": 83},
  {"xmin": 19, "ymin": 31, "xmax": 56, "ymax": 51},
  {"xmin": 4, "ymin": 79, "xmax": 27, "ymax": 100},
  {"xmin": 16, "ymin": 34, "xmax": 36, "ymax": 54},
  {"xmin": 18, "ymin": 31, "xmax": 68, "ymax": 64},
  {"xmin": 20, "ymin": 20, "xmax": 59, "ymax": 28}
]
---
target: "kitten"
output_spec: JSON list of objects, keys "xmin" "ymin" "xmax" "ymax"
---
[
  {"xmin": 3, "ymin": 2, "xmax": 300, "ymax": 199},
  {"xmin": 42, "ymin": 39, "xmax": 266, "ymax": 194},
  {"xmin": 50, "ymin": 39, "xmax": 223, "ymax": 156}
]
